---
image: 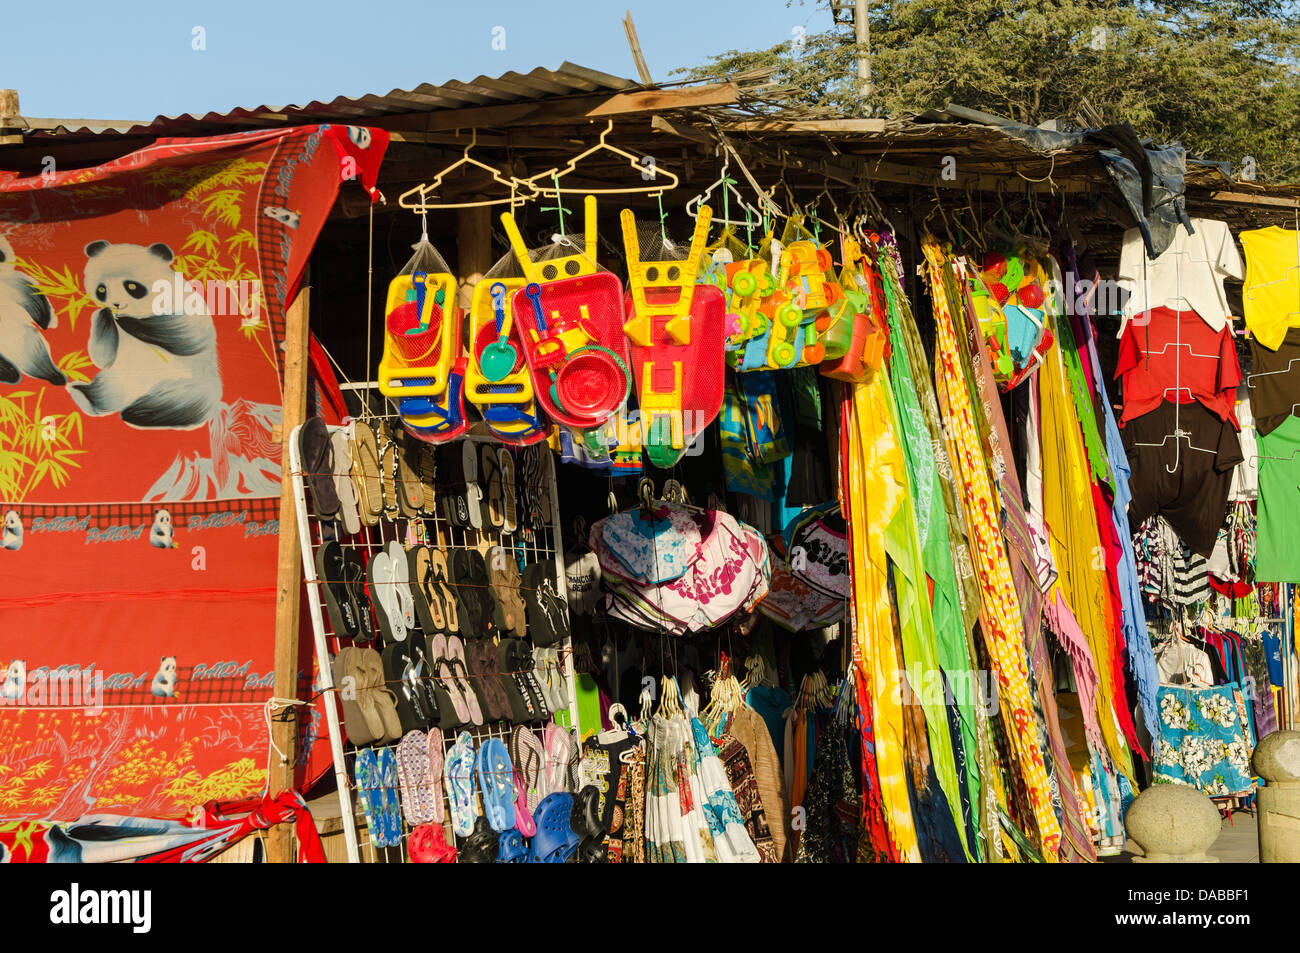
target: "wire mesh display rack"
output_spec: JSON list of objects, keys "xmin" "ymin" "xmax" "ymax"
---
[{"xmin": 291, "ymin": 397, "xmax": 577, "ymax": 863}]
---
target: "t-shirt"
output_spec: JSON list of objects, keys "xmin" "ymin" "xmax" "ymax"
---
[
  {"xmin": 1229, "ymin": 396, "xmax": 1258, "ymax": 501},
  {"xmin": 1256, "ymin": 413, "xmax": 1300, "ymax": 582},
  {"xmin": 564, "ymin": 550, "xmax": 601, "ymax": 617},
  {"xmin": 1116, "ymin": 307, "xmax": 1240, "ymax": 427},
  {"xmin": 1119, "ymin": 219, "xmax": 1243, "ymax": 333},
  {"xmin": 1246, "ymin": 327, "xmax": 1300, "ymax": 436},
  {"xmin": 1122, "ymin": 400, "xmax": 1242, "ymax": 557},
  {"xmin": 1241, "ymin": 226, "xmax": 1300, "ymax": 351}
]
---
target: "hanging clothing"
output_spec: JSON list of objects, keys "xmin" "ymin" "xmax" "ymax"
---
[
  {"xmin": 1257, "ymin": 414, "xmax": 1300, "ymax": 582},
  {"xmin": 846, "ymin": 370, "xmax": 923, "ymax": 861},
  {"xmin": 794, "ymin": 720, "xmax": 860, "ymax": 863},
  {"xmin": 1116, "ymin": 308, "xmax": 1241, "ymax": 427},
  {"xmin": 1122, "ymin": 400, "xmax": 1241, "ymax": 557},
  {"xmin": 1240, "ymin": 225, "xmax": 1300, "ymax": 351},
  {"xmin": 644, "ymin": 714, "xmax": 717, "ymax": 863},
  {"xmin": 713, "ymin": 729, "xmax": 778, "ymax": 863},
  {"xmin": 923, "ymin": 239, "xmax": 1062, "ymax": 859},
  {"xmin": 729, "ymin": 703, "xmax": 789, "ymax": 860},
  {"xmin": 1153, "ymin": 683, "xmax": 1256, "ymax": 796},
  {"xmin": 688, "ymin": 718, "xmax": 761, "ymax": 863},
  {"xmin": 1118, "ymin": 219, "xmax": 1243, "ymax": 334}
]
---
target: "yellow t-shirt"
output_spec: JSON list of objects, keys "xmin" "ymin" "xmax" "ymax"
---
[{"xmin": 1241, "ymin": 226, "xmax": 1300, "ymax": 351}]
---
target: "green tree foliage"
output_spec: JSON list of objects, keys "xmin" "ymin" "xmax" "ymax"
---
[{"xmin": 680, "ymin": 0, "xmax": 1300, "ymax": 180}]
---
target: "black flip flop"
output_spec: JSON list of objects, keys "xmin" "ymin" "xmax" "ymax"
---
[
  {"xmin": 299, "ymin": 417, "xmax": 340, "ymax": 519},
  {"xmin": 436, "ymin": 443, "xmax": 471, "ymax": 528},
  {"xmin": 342, "ymin": 547, "xmax": 376, "ymax": 645},
  {"xmin": 381, "ymin": 642, "xmax": 431, "ymax": 733},
  {"xmin": 521, "ymin": 560, "xmax": 569, "ymax": 648},
  {"xmin": 315, "ymin": 541, "xmax": 361, "ymax": 639}
]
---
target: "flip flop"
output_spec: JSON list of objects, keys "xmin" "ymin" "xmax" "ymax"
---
[
  {"xmin": 445, "ymin": 635, "xmax": 484, "ymax": 726},
  {"xmin": 476, "ymin": 737, "xmax": 517, "ymax": 832},
  {"xmin": 332, "ymin": 647, "xmax": 381, "ymax": 746},
  {"xmin": 377, "ymin": 426, "xmax": 399, "ymax": 517},
  {"xmin": 387, "ymin": 540, "xmax": 417, "ymax": 634},
  {"xmin": 521, "ymin": 559, "xmax": 567, "ymax": 648},
  {"xmin": 498, "ymin": 448, "xmax": 518, "ymax": 534},
  {"xmin": 382, "ymin": 642, "xmax": 431, "ymax": 733},
  {"xmin": 425, "ymin": 727, "xmax": 446, "ymax": 824},
  {"xmin": 349, "ymin": 420, "xmax": 383, "ymax": 526},
  {"xmin": 497, "ymin": 637, "xmax": 541, "ymax": 724},
  {"xmin": 429, "ymin": 633, "xmax": 471, "ymax": 726},
  {"xmin": 481, "ymin": 444, "xmax": 505, "ymax": 530},
  {"xmin": 466, "ymin": 636, "xmax": 510, "ymax": 722},
  {"xmin": 449, "ymin": 549, "xmax": 495, "ymax": 636},
  {"xmin": 374, "ymin": 744, "xmax": 405, "ymax": 848},
  {"xmin": 356, "ymin": 647, "xmax": 403, "ymax": 742},
  {"xmin": 316, "ymin": 541, "xmax": 362, "ymax": 640},
  {"xmin": 299, "ymin": 417, "xmax": 340, "ymax": 519},
  {"xmin": 463, "ymin": 441, "xmax": 484, "ymax": 530},
  {"xmin": 418, "ymin": 441, "xmax": 438, "ymax": 517},
  {"xmin": 487, "ymin": 546, "xmax": 526, "ymax": 637},
  {"xmin": 542, "ymin": 724, "xmax": 576, "ymax": 797},
  {"xmin": 527, "ymin": 793, "xmax": 579, "ymax": 863},
  {"xmin": 444, "ymin": 731, "xmax": 478, "ymax": 838},
  {"xmin": 534, "ymin": 644, "xmax": 567, "ymax": 713},
  {"xmin": 407, "ymin": 545, "xmax": 445, "ymax": 636},
  {"xmin": 396, "ymin": 435, "xmax": 425, "ymax": 519},
  {"xmin": 353, "ymin": 747, "xmax": 383, "ymax": 848},
  {"xmin": 342, "ymin": 547, "xmax": 376, "ymax": 645},
  {"xmin": 509, "ymin": 725, "xmax": 545, "ymax": 834},
  {"xmin": 330, "ymin": 431, "xmax": 362, "ymax": 536},
  {"xmin": 366, "ymin": 548, "xmax": 407, "ymax": 643},
  {"xmin": 504, "ymin": 637, "xmax": 549, "ymax": 721},
  {"xmin": 435, "ymin": 443, "xmax": 472, "ymax": 528},
  {"xmin": 428, "ymin": 548, "xmax": 459, "ymax": 635},
  {"xmin": 397, "ymin": 730, "xmax": 439, "ymax": 825}
]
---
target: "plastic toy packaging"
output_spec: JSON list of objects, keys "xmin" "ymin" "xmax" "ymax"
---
[
  {"xmin": 501, "ymin": 196, "xmax": 632, "ymax": 450},
  {"xmin": 820, "ymin": 236, "xmax": 888, "ymax": 383},
  {"xmin": 738, "ymin": 217, "xmax": 841, "ymax": 372},
  {"xmin": 464, "ymin": 253, "xmax": 550, "ymax": 445},
  {"xmin": 379, "ymin": 239, "xmax": 470, "ymax": 442},
  {"xmin": 620, "ymin": 205, "xmax": 726, "ymax": 468},
  {"xmin": 975, "ymin": 243, "xmax": 1053, "ymax": 390}
]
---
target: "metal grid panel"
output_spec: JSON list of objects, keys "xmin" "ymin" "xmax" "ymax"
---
[{"xmin": 291, "ymin": 400, "xmax": 576, "ymax": 863}]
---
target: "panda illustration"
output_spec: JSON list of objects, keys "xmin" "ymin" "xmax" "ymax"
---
[
  {"xmin": 262, "ymin": 206, "xmax": 300, "ymax": 229},
  {"xmin": 150, "ymin": 656, "xmax": 177, "ymax": 698},
  {"xmin": 149, "ymin": 508, "xmax": 175, "ymax": 549},
  {"xmin": 1, "ymin": 659, "xmax": 25, "ymax": 702},
  {"xmin": 2, "ymin": 510, "xmax": 21, "ymax": 551},
  {"xmin": 68, "ymin": 241, "xmax": 221, "ymax": 430},
  {"xmin": 0, "ymin": 235, "xmax": 65, "ymax": 386}
]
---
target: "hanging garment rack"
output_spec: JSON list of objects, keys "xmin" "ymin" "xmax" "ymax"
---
[
  {"xmin": 398, "ymin": 129, "xmax": 535, "ymax": 211},
  {"xmin": 523, "ymin": 119, "xmax": 679, "ymax": 197}
]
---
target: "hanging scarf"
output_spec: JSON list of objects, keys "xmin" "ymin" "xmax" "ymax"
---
[{"xmin": 923, "ymin": 238, "xmax": 1062, "ymax": 859}]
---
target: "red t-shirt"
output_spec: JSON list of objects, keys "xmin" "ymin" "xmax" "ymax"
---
[{"xmin": 1117, "ymin": 307, "xmax": 1240, "ymax": 428}]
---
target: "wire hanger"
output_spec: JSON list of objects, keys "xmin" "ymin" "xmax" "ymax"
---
[
  {"xmin": 523, "ymin": 119, "xmax": 679, "ymax": 197},
  {"xmin": 398, "ymin": 129, "xmax": 534, "ymax": 211}
]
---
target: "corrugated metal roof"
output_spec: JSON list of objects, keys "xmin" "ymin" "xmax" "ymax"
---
[{"xmin": 11, "ymin": 61, "xmax": 637, "ymax": 139}]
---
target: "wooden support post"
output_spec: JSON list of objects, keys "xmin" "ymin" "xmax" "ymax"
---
[
  {"xmin": 266, "ymin": 285, "xmax": 311, "ymax": 863},
  {"xmin": 456, "ymin": 205, "xmax": 493, "ymax": 311}
]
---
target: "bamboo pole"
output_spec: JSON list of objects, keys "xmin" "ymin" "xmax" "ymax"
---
[{"xmin": 266, "ymin": 284, "xmax": 310, "ymax": 863}]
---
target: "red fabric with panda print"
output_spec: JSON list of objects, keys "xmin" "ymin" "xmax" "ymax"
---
[{"xmin": 0, "ymin": 126, "xmax": 386, "ymax": 822}]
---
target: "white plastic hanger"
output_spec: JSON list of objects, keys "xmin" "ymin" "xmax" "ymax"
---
[
  {"xmin": 398, "ymin": 129, "xmax": 535, "ymax": 211},
  {"xmin": 523, "ymin": 119, "xmax": 679, "ymax": 197},
  {"xmin": 686, "ymin": 154, "xmax": 764, "ymax": 228}
]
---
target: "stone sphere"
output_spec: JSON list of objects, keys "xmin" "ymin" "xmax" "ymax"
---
[
  {"xmin": 1125, "ymin": 783, "xmax": 1221, "ymax": 862},
  {"xmin": 1252, "ymin": 730, "xmax": 1300, "ymax": 783}
]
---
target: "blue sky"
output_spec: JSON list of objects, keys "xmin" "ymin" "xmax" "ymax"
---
[{"xmin": 5, "ymin": 0, "xmax": 825, "ymax": 120}]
